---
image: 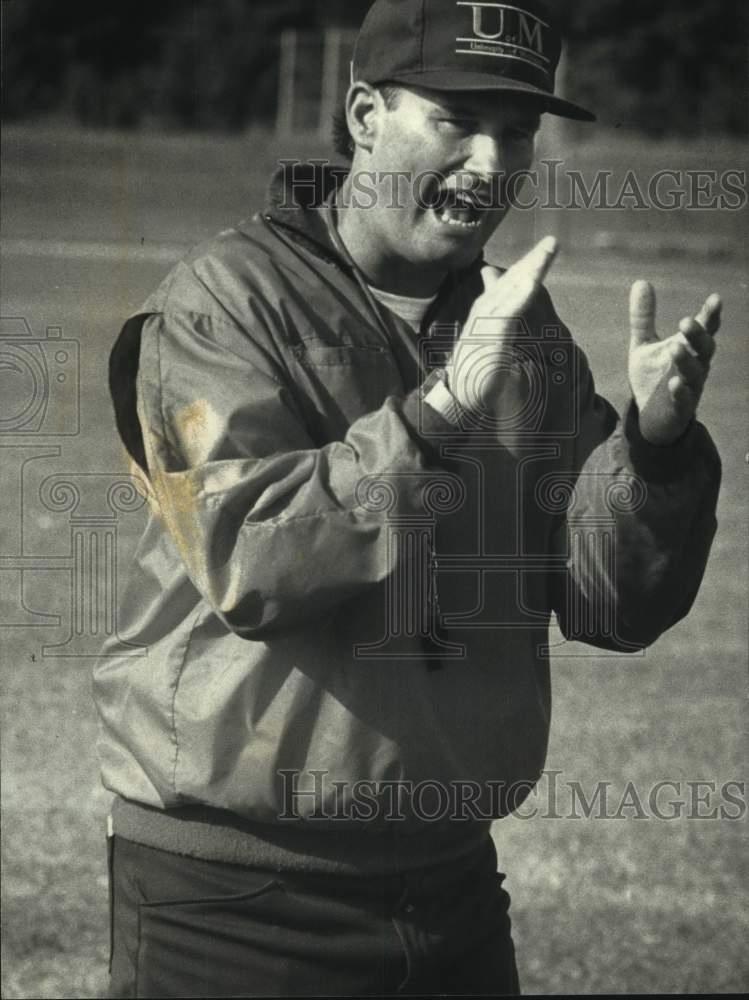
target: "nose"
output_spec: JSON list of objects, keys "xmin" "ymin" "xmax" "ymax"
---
[{"xmin": 463, "ymin": 133, "xmax": 504, "ymax": 181}]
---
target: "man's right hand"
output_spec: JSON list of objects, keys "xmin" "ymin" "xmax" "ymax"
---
[{"xmin": 447, "ymin": 236, "xmax": 559, "ymax": 415}]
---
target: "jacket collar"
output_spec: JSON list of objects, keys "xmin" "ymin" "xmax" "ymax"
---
[{"xmin": 261, "ymin": 161, "xmax": 349, "ymax": 266}]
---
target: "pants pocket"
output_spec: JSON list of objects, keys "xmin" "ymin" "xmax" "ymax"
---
[
  {"xmin": 136, "ymin": 880, "xmax": 285, "ymax": 998},
  {"xmin": 110, "ymin": 837, "xmax": 408, "ymax": 998}
]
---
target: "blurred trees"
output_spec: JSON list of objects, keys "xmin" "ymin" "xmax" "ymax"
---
[
  {"xmin": 1, "ymin": 0, "xmax": 745, "ymax": 134},
  {"xmin": 1, "ymin": 0, "xmax": 313, "ymax": 129},
  {"xmin": 562, "ymin": 0, "xmax": 747, "ymax": 134}
]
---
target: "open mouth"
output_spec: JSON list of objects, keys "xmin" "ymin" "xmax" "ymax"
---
[{"xmin": 430, "ymin": 188, "xmax": 485, "ymax": 230}]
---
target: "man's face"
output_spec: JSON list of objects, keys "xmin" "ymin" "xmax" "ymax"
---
[{"xmin": 352, "ymin": 84, "xmax": 541, "ymax": 288}]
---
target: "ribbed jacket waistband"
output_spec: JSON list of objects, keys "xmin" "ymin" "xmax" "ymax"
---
[{"xmin": 110, "ymin": 797, "xmax": 493, "ymax": 876}]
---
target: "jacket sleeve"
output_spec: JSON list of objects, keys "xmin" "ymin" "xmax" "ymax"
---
[
  {"xmin": 549, "ymin": 347, "xmax": 721, "ymax": 651},
  {"xmin": 131, "ymin": 303, "xmax": 457, "ymax": 639}
]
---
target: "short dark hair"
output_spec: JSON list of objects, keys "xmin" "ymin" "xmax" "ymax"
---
[{"xmin": 332, "ymin": 83, "xmax": 403, "ymax": 161}]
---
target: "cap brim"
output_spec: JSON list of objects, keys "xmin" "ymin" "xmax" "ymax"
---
[{"xmin": 381, "ymin": 70, "xmax": 596, "ymax": 122}]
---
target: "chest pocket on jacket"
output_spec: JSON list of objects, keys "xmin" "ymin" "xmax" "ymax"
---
[{"xmin": 291, "ymin": 342, "xmax": 406, "ymax": 436}]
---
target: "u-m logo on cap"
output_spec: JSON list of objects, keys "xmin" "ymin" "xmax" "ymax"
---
[{"xmin": 456, "ymin": 2, "xmax": 549, "ymax": 63}]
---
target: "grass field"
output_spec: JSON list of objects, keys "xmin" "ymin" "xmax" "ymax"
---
[{"xmin": 1, "ymin": 123, "xmax": 747, "ymax": 997}]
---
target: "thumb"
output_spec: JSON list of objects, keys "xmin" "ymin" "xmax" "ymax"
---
[
  {"xmin": 480, "ymin": 265, "xmax": 502, "ymax": 292},
  {"xmin": 629, "ymin": 280, "xmax": 657, "ymax": 347}
]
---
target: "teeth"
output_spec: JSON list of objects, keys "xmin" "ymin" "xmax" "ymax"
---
[
  {"xmin": 437, "ymin": 207, "xmax": 481, "ymax": 229},
  {"xmin": 433, "ymin": 187, "xmax": 483, "ymax": 229}
]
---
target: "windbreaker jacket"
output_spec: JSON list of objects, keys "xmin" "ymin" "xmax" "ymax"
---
[{"xmin": 94, "ymin": 164, "xmax": 721, "ymax": 832}]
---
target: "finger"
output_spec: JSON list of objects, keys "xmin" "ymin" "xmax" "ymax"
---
[
  {"xmin": 695, "ymin": 293, "xmax": 722, "ymax": 337},
  {"xmin": 489, "ymin": 235, "xmax": 558, "ymax": 312},
  {"xmin": 514, "ymin": 235, "xmax": 559, "ymax": 287},
  {"xmin": 498, "ymin": 235, "xmax": 558, "ymax": 292},
  {"xmin": 475, "ymin": 238, "xmax": 558, "ymax": 325},
  {"xmin": 629, "ymin": 280, "xmax": 657, "ymax": 347},
  {"xmin": 669, "ymin": 338, "xmax": 707, "ymax": 387},
  {"xmin": 677, "ymin": 316, "xmax": 716, "ymax": 363},
  {"xmin": 668, "ymin": 375, "xmax": 697, "ymax": 418}
]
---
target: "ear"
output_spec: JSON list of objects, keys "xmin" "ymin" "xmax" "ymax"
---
[{"xmin": 345, "ymin": 81, "xmax": 382, "ymax": 155}]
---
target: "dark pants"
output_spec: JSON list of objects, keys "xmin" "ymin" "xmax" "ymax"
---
[{"xmin": 108, "ymin": 833, "xmax": 520, "ymax": 998}]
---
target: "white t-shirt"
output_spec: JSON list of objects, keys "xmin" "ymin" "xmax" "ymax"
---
[
  {"xmin": 323, "ymin": 205, "xmax": 436, "ymax": 334},
  {"xmin": 367, "ymin": 285, "xmax": 437, "ymax": 333}
]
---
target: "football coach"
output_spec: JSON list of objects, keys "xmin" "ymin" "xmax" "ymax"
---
[{"xmin": 95, "ymin": 0, "xmax": 722, "ymax": 995}]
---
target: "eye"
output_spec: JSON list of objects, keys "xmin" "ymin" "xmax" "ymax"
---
[
  {"xmin": 506, "ymin": 126, "xmax": 537, "ymax": 143},
  {"xmin": 439, "ymin": 117, "xmax": 476, "ymax": 133}
]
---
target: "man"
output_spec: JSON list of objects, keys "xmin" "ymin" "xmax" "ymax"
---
[{"xmin": 96, "ymin": 0, "xmax": 722, "ymax": 995}]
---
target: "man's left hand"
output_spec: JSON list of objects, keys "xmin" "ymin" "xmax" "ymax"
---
[{"xmin": 628, "ymin": 280, "xmax": 722, "ymax": 445}]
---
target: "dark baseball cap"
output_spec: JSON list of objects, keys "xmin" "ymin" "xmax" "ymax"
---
[{"xmin": 352, "ymin": 0, "xmax": 595, "ymax": 122}]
